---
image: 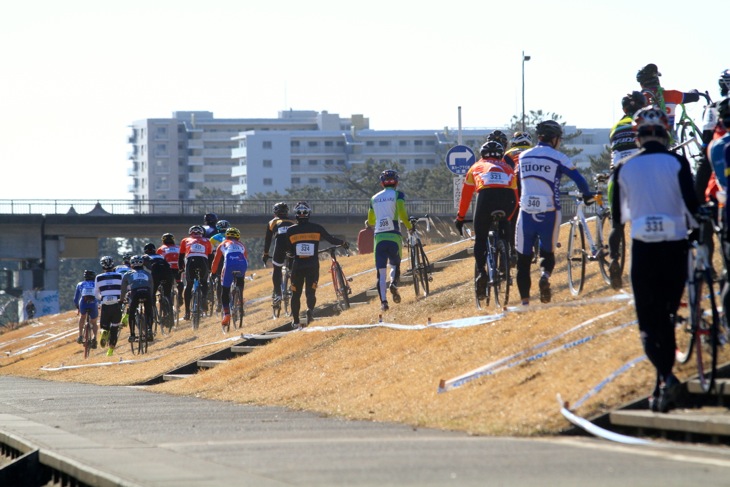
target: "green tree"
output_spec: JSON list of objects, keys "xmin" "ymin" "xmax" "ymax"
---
[
  {"xmin": 587, "ymin": 146, "xmax": 612, "ymax": 176},
  {"xmin": 507, "ymin": 109, "xmax": 583, "ymax": 159}
]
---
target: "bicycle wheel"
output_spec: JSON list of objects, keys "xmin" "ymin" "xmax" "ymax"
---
[
  {"xmin": 566, "ymin": 221, "xmax": 586, "ymax": 295},
  {"xmin": 231, "ymin": 286, "xmax": 243, "ymax": 330},
  {"xmin": 676, "ymin": 120, "xmax": 704, "ymax": 169},
  {"xmin": 83, "ymin": 317, "xmax": 92, "ymax": 359},
  {"xmin": 282, "ymin": 268, "xmax": 291, "ymax": 317},
  {"xmin": 494, "ymin": 240, "xmax": 510, "ymax": 309},
  {"xmin": 675, "ymin": 283, "xmax": 694, "ymax": 364},
  {"xmin": 416, "ymin": 243, "xmax": 431, "ymax": 297},
  {"xmin": 158, "ymin": 296, "xmax": 172, "ymax": 335},
  {"xmin": 192, "ymin": 288, "xmax": 201, "ymax": 330},
  {"xmin": 474, "ymin": 261, "xmax": 484, "ymax": 310},
  {"xmin": 691, "ymin": 269, "xmax": 720, "ymax": 393},
  {"xmin": 138, "ymin": 313, "xmax": 148, "ymax": 355},
  {"xmin": 334, "ymin": 262, "xmax": 351, "ymax": 310},
  {"xmin": 410, "ymin": 246, "xmax": 421, "ymax": 298},
  {"xmin": 597, "ymin": 213, "xmax": 625, "ymax": 285}
]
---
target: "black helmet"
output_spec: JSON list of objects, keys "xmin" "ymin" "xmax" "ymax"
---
[
  {"xmin": 83, "ymin": 270, "xmax": 96, "ymax": 281},
  {"xmin": 636, "ymin": 63, "xmax": 661, "ymax": 86},
  {"xmin": 487, "ymin": 130, "xmax": 508, "ymax": 149},
  {"xmin": 204, "ymin": 213, "xmax": 218, "ymax": 226},
  {"xmin": 161, "ymin": 233, "xmax": 175, "ymax": 245},
  {"xmin": 379, "ymin": 169, "xmax": 399, "ymax": 187},
  {"xmin": 621, "ymin": 91, "xmax": 647, "ymax": 116},
  {"xmin": 632, "ymin": 105, "xmax": 670, "ymax": 138},
  {"xmin": 273, "ymin": 202, "xmax": 289, "ymax": 216},
  {"xmin": 480, "ymin": 141, "xmax": 504, "ymax": 159},
  {"xmin": 535, "ymin": 120, "xmax": 563, "ymax": 140},
  {"xmin": 294, "ymin": 201, "xmax": 312, "ymax": 219},
  {"xmin": 215, "ymin": 220, "xmax": 230, "ymax": 232},
  {"xmin": 719, "ymin": 69, "xmax": 730, "ymax": 96},
  {"xmin": 122, "ymin": 253, "xmax": 132, "ymax": 265},
  {"xmin": 99, "ymin": 256, "xmax": 114, "ymax": 271},
  {"xmin": 143, "ymin": 243, "xmax": 156, "ymax": 254},
  {"xmin": 130, "ymin": 255, "xmax": 145, "ymax": 269}
]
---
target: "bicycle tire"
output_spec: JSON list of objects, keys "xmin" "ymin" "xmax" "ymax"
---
[
  {"xmin": 282, "ymin": 268, "xmax": 291, "ymax": 317},
  {"xmin": 676, "ymin": 119, "xmax": 704, "ymax": 168},
  {"xmin": 192, "ymin": 287, "xmax": 201, "ymax": 330},
  {"xmin": 83, "ymin": 316, "xmax": 92, "ymax": 359},
  {"xmin": 410, "ymin": 246, "xmax": 421, "ymax": 298},
  {"xmin": 675, "ymin": 284, "xmax": 694, "ymax": 364},
  {"xmin": 494, "ymin": 240, "xmax": 510, "ymax": 309},
  {"xmin": 138, "ymin": 313, "xmax": 148, "ymax": 355},
  {"xmin": 159, "ymin": 296, "xmax": 173, "ymax": 335},
  {"xmin": 231, "ymin": 285, "xmax": 244, "ymax": 330},
  {"xmin": 567, "ymin": 221, "xmax": 586, "ymax": 295},
  {"xmin": 474, "ymin": 261, "xmax": 484, "ymax": 310},
  {"xmin": 692, "ymin": 269, "xmax": 720, "ymax": 393},
  {"xmin": 334, "ymin": 262, "xmax": 350, "ymax": 310},
  {"xmin": 417, "ymin": 243, "xmax": 431, "ymax": 297}
]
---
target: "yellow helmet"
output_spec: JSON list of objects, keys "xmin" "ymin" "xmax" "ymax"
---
[{"xmin": 225, "ymin": 227, "xmax": 241, "ymax": 239}]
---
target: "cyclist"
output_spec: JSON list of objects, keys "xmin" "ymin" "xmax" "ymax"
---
[
  {"xmin": 143, "ymin": 243, "xmax": 174, "ymax": 325},
  {"xmin": 262, "ymin": 202, "xmax": 296, "ymax": 305},
  {"xmin": 211, "ymin": 227, "xmax": 249, "ymax": 329},
  {"xmin": 487, "ymin": 130, "xmax": 514, "ymax": 168},
  {"xmin": 208, "ymin": 219, "xmax": 231, "ymax": 311},
  {"xmin": 114, "ymin": 253, "xmax": 132, "ymax": 274},
  {"xmin": 73, "ymin": 270, "xmax": 99, "ymax": 348},
  {"xmin": 178, "ymin": 225, "xmax": 212, "ymax": 320},
  {"xmin": 284, "ymin": 201, "xmax": 348, "ymax": 328},
  {"xmin": 503, "ymin": 131, "xmax": 533, "ymax": 168},
  {"xmin": 120, "ymin": 255, "xmax": 155, "ymax": 343},
  {"xmin": 636, "ymin": 63, "xmax": 706, "ymax": 132},
  {"xmin": 455, "ymin": 141, "xmax": 517, "ymax": 299},
  {"xmin": 202, "ymin": 213, "xmax": 218, "ymax": 239},
  {"xmin": 608, "ymin": 105, "xmax": 699, "ymax": 412},
  {"xmin": 514, "ymin": 120, "xmax": 593, "ymax": 305},
  {"xmin": 367, "ymin": 169, "xmax": 413, "ymax": 311},
  {"xmin": 609, "ymin": 91, "xmax": 647, "ymax": 169},
  {"xmin": 95, "ymin": 256, "xmax": 123, "ymax": 356},
  {"xmin": 157, "ymin": 233, "xmax": 183, "ymax": 308}
]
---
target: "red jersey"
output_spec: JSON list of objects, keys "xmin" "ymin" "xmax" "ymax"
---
[
  {"xmin": 157, "ymin": 244, "xmax": 180, "ymax": 270},
  {"xmin": 178, "ymin": 235, "xmax": 212, "ymax": 267},
  {"xmin": 457, "ymin": 158, "xmax": 517, "ymax": 218}
]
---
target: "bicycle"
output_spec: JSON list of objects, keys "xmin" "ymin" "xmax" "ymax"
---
[
  {"xmin": 82, "ymin": 312, "xmax": 94, "ymax": 359},
  {"xmin": 190, "ymin": 269, "xmax": 203, "ymax": 330},
  {"xmin": 130, "ymin": 296, "xmax": 150, "ymax": 355},
  {"xmin": 675, "ymin": 208, "xmax": 724, "ymax": 393},
  {"xmin": 272, "ymin": 258, "xmax": 292, "ymax": 319},
  {"xmin": 463, "ymin": 212, "xmax": 511, "ymax": 310},
  {"xmin": 407, "ymin": 215, "xmax": 433, "ymax": 299},
  {"xmin": 563, "ymin": 179, "xmax": 625, "ymax": 295},
  {"xmin": 228, "ymin": 271, "xmax": 245, "ymax": 332},
  {"xmin": 319, "ymin": 244, "xmax": 352, "ymax": 311},
  {"xmin": 170, "ymin": 282, "xmax": 180, "ymax": 329},
  {"xmin": 207, "ymin": 273, "xmax": 220, "ymax": 315},
  {"xmin": 156, "ymin": 281, "xmax": 174, "ymax": 335}
]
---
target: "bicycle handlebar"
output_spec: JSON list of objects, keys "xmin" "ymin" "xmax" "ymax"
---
[
  {"xmin": 317, "ymin": 244, "xmax": 350, "ymax": 257},
  {"xmin": 409, "ymin": 215, "xmax": 431, "ymax": 232}
]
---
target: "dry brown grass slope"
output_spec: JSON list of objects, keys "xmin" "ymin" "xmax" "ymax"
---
[{"xmin": 2, "ymin": 224, "xmax": 727, "ymax": 436}]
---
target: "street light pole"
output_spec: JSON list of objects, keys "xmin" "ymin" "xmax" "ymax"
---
[{"xmin": 521, "ymin": 51, "xmax": 531, "ymax": 132}]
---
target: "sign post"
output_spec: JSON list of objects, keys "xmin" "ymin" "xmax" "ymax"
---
[{"xmin": 445, "ymin": 145, "xmax": 475, "ymax": 210}]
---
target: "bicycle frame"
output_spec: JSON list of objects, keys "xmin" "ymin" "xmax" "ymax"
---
[
  {"xmin": 319, "ymin": 245, "xmax": 351, "ymax": 311},
  {"xmin": 408, "ymin": 216, "xmax": 433, "ymax": 299}
]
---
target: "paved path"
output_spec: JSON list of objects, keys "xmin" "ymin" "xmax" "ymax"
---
[{"xmin": 1, "ymin": 376, "xmax": 730, "ymax": 486}]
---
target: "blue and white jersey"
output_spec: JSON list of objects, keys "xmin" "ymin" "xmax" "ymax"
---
[
  {"xmin": 95, "ymin": 271, "xmax": 123, "ymax": 305},
  {"xmin": 74, "ymin": 280, "xmax": 97, "ymax": 308},
  {"xmin": 517, "ymin": 142, "xmax": 591, "ymax": 213},
  {"xmin": 708, "ymin": 133, "xmax": 730, "ymax": 190},
  {"xmin": 114, "ymin": 264, "xmax": 131, "ymax": 275}
]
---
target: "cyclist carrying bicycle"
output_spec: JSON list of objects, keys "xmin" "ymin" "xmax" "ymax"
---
[
  {"xmin": 74, "ymin": 269, "xmax": 99, "ymax": 348},
  {"xmin": 368, "ymin": 169, "xmax": 413, "ymax": 311},
  {"xmin": 636, "ymin": 63, "xmax": 706, "ymax": 131},
  {"xmin": 284, "ymin": 201, "xmax": 348, "ymax": 327},
  {"xmin": 455, "ymin": 141, "xmax": 517, "ymax": 299},
  {"xmin": 95, "ymin": 256, "xmax": 123, "ymax": 356},
  {"xmin": 211, "ymin": 227, "xmax": 249, "ymax": 328},
  {"xmin": 262, "ymin": 202, "xmax": 296, "ymax": 305},
  {"xmin": 178, "ymin": 225, "xmax": 212, "ymax": 320},
  {"xmin": 514, "ymin": 120, "xmax": 593, "ymax": 305},
  {"xmin": 609, "ymin": 105, "xmax": 700, "ymax": 412},
  {"xmin": 120, "ymin": 255, "xmax": 155, "ymax": 343},
  {"xmin": 609, "ymin": 91, "xmax": 647, "ymax": 169},
  {"xmin": 157, "ymin": 233, "xmax": 183, "ymax": 307}
]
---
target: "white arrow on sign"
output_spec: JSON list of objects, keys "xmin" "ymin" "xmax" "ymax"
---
[{"xmin": 448, "ymin": 149, "xmax": 473, "ymax": 168}]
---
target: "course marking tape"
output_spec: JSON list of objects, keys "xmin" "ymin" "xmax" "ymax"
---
[{"xmin": 571, "ymin": 355, "xmax": 647, "ymax": 410}]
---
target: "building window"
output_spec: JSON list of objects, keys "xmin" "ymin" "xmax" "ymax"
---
[
  {"xmin": 337, "ymin": 160, "xmax": 345, "ymax": 166},
  {"xmin": 291, "ymin": 140, "xmax": 300, "ymax": 147},
  {"xmin": 263, "ymin": 141, "xmax": 272, "ymax": 149},
  {"xmin": 325, "ymin": 159, "xmax": 334, "ymax": 165},
  {"xmin": 426, "ymin": 140, "xmax": 435, "ymax": 146},
  {"xmin": 156, "ymin": 143, "xmax": 167, "ymax": 155},
  {"xmin": 309, "ymin": 160, "xmax": 318, "ymax": 166},
  {"xmin": 336, "ymin": 141, "xmax": 344, "ymax": 147},
  {"xmin": 427, "ymin": 159, "xmax": 435, "ymax": 165},
  {"xmin": 414, "ymin": 140, "xmax": 423, "ymax": 146},
  {"xmin": 399, "ymin": 159, "xmax": 408, "ymax": 165},
  {"xmin": 156, "ymin": 126, "xmax": 167, "ymax": 137},
  {"xmin": 263, "ymin": 160, "xmax": 273, "ymax": 168},
  {"xmin": 324, "ymin": 140, "xmax": 334, "ymax": 147},
  {"xmin": 378, "ymin": 140, "xmax": 390, "ymax": 147},
  {"xmin": 291, "ymin": 159, "xmax": 300, "ymax": 166},
  {"xmin": 263, "ymin": 178, "xmax": 273, "ymax": 186},
  {"xmin": 292, "ymin": 177, "xmax": 301, "ymax": 185},
  {"xmin": 308, "ymin": 177, "xmax": 319, "ymax": 184},
  {"xmin": 308, "ymin": 141, "xmax": 318, "ymax": 147},
  {"xmin": 399, "ymin": 140, "xmax": 407, "ymax": 146},
  {"xmin": 155, "ymin": 160, "xmax": 169, "ymax": 174},
  {"xmin": 415, "ymin": 158, "xmax": 424, "ymax": 165},
  {"xmin": 366, "ymin": 141, "xmax": 375, "ymax": 146}
]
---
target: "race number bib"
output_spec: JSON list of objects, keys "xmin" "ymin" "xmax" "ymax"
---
[
  {"xmin": 102, "ymin": 295, "xmax": 117, "ymax": 303},
  {"xmin": 479, "ymin": 171, "xmax": 510, "ymax": 187},
  {"xmin": 296, "ymin": 242, "xmax": 315, "ymax": 257},
  {"xmin": 376, "ymin": 217, "xmax": 395, "ymax": 232},
  {"xmin": 277, "ymin": 226, "xmax": 288, "ymax": 234},
  {"xmin": 520, "ymin": 194, "xmax": 551, "ymax": 214},
  {"xmin": 190, "ymin": 243, "xmax": 206, "ymax": 253},
  {"xmin": 81, "ymin": 287, "xmax": 95, "ymax": 296},
  {"xmin": 632, "ymin": 214, "xmax": 675, "ymax": 242},
  {"xmin": 133, "ymin": 273, "xmax": 150, "ymax": 283}
]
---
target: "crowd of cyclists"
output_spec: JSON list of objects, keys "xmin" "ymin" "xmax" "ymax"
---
[{"xmin": 70, "ymin": 63, "xmax": 730, "ymax": 413}]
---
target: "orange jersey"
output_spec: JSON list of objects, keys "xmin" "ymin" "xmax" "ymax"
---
[
  {"xmin": 178, "ymin": 235, "xmax": 212, "ymax": 263},
  {"xmin": 457, "ymin": 158, "xmax": 517, "ymax": 217},
  {"xmin": 157, "ymin": 244, "xmax": 180, "ymax": 270}
]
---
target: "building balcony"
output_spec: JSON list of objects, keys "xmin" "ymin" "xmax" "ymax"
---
[
  {"xmin": 231, "ymin": 147, "xmax": 247, "ymax": 158},
  {"xmin": 188, "ymin": 173, "xmax": 205, "ymax": 183},
  {"xmin": 231, "ymin": 184, "xmax": 247, "ymax": 196},
  {"xmin": 231, "ymin": 165, "xmax": 247, "ymax": 177},
  {"xmin": 187, "ymin": 139, "xmax": 204, "ymax": 149},
  {"xmin": 188, "ymin": 156, "xmax": 205, "ymax": 166}
]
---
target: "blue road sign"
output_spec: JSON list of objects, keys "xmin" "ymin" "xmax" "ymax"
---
[{"xmin": 445, "ymin": 145, "xmax": 475, "ymax": 175}]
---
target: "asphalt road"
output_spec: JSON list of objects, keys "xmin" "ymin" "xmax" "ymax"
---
[{"xmin": 1, "ymin": 376, "xmax": 729, "ymax": 486}]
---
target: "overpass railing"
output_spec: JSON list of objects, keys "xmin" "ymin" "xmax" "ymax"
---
[{"xmin": 0, "ymin": 199, "xmax": 458, "ymax": 216}]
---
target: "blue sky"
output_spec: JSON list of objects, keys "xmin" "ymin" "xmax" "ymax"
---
[{"xmin": 0, "ymin": 0, "xmax": 724, "ymax": 200}]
